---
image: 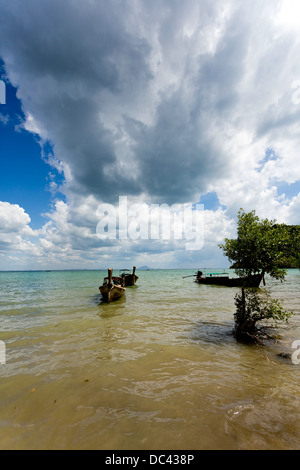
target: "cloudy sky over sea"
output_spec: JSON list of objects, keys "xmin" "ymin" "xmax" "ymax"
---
[{"xmin": 0, "ymin": 0, "xmax": 300, "ymax": 270}]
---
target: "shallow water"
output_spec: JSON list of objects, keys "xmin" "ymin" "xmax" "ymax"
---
[{"xmin": 0, "ymin": 269, "xmax": 299, "ymax": 450}]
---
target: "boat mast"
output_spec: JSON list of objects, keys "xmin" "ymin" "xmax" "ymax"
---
[{"xmin": 108, "ymin": 268, "xmax": 113, "ymax": 287}]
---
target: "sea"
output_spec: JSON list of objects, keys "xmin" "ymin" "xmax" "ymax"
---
[{"xmin": 0, "ymin": 268, "xmax": 299, "ymax": 450}]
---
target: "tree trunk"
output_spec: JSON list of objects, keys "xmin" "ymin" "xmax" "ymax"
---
[
  {"xmin": 234, "ymin": 287, "xmax": 257, "ymax": 342},
  {"xmin": 234, "ymin": 318, "xmax": 257, "ymax": 341}
]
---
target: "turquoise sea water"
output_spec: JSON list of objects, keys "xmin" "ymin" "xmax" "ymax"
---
[{"xmin": 0, "ymin": 268, "xmax": 299, "ymax": 450}]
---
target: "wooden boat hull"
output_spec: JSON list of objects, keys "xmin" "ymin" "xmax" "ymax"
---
[
  {"xmin": 195, "ymin": 273, "xmax": 262, "ymax": 287},
  {"xmin": 99, "ymin": 268, "xmax": 126, "ymax": 302},
  {"xmin": 122, "ymin": 274, "xmax": 138, "ymax": 286},
  {"xmin": 117, "ymin": 266, "xmax": 138, "ymax": 286},
  {"xmin": 99, "ymin": 283, "xmax": 125, "ymax": 302}
]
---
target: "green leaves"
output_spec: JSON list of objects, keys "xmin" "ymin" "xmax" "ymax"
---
[
  {"xmin": 219, "ymin": 209, "xmax": 296, "ymax": 342},
  {"xmin": 234, "ymin": 287, "xmax": 293, "ymax": 342},
  {"xmin": 219, "ymin": 209, "xmax": 294, "ymax": 281}
]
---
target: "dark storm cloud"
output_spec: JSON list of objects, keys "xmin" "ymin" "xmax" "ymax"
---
[
  {"xmin": 127, "ymin": 95, "xmax": 228, "ymax": 203},
  {"xmin": 0, "ymin": 0, "xmax": 152, "ymax": 202},
  {"xmin": 0, "ymin": 0, "xmax": 245, "ymax": 205},
  {"xmin": 126, "ymin": 2, "xmax": 255, "ymax": 202},
  {"xmin": 1, "ymin": 0, "xmax": 300, "ymax": 211},
  {"xmin": 3, "ymin": 0, "xmax": 300, "ymax": 271}
]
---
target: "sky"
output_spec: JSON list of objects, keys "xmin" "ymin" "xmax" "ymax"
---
[{"xmin": 0, "ymin": 0, "xmax": 300, "ymax": 271}]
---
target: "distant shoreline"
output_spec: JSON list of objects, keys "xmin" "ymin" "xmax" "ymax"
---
[{"xmin": 1, "ymin": 267, "xmax": 299, "ymax": 273}]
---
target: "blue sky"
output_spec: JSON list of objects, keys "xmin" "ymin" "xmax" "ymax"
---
[
  {"xmin": 0, "ymin": 77, "xmax": 50, "ymax": 229},
  {"xmin": 0, "ymin": 0, "xmax": 300, "ymax": 270},
  {"xmin": 0, "ymin": 60, "xmax": 67, "ymax": 231}
]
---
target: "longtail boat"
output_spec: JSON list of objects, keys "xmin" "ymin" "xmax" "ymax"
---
[
  {"xmin": 99, "ymin": 268, "xmax": 126, "ymax": 302},
  {"xmin": 115, "ymin": 266, "xmax": 138, "ymax": 286},
  {"xmin": 182, "ymin": 270, "xmax": 263, "ymax": 287}
]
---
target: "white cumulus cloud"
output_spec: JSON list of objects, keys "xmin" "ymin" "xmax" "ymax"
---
[{"xmin": 0, "ymin": 0, "xmax": 299, "ymax": 269}]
